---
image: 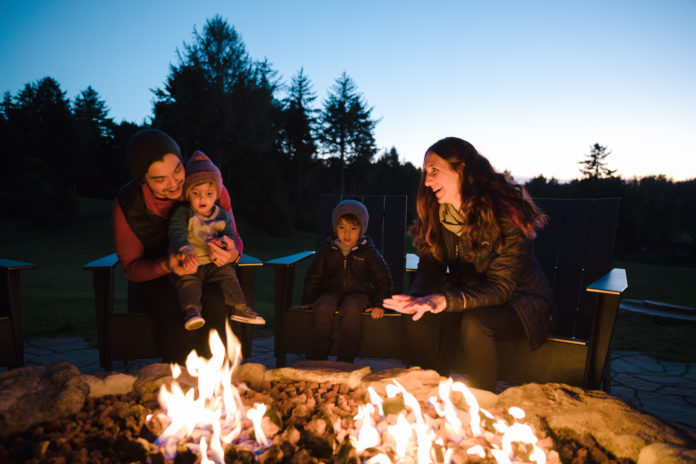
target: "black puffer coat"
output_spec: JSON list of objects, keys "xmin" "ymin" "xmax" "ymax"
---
[
  {"xmin": 409, "ymin": 217, "xmax": 555, "ymax": 350},
  {"xmin": 303, "ymin": 235, "xmax": 393, "ymax": 308}
]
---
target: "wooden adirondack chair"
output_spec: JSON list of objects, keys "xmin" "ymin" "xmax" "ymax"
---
[
  {"xmin": 267, "ymin": 194, "xmax": 409, "ymax": 366},
  {"xmin": 0, "ymin": 259, "xmax": 38, "ymax": 368},
  {"xmin": 493, "ymin": 197, "xmax": 627, "ymax": 390},
  {"xmin": 83, "ymin": 253, "xmax": 262, "ymax": 370}
]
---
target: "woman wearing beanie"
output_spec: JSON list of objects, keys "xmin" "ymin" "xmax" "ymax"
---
[
  {"xmin": 383, "ymin": 137, "xmax": 555, "ymax": 391},
  {"xmin": 111, "ymin": 129, "xmax": 244, "ymax": 363}
]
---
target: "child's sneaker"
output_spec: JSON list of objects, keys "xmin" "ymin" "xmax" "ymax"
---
[
  {"xmin": 184, "ymin": 307, "xmax": 205, "ymax": 331},
  {"xmin": 229, "ymin": 305, "xmax": 266, "ymax": 325}
]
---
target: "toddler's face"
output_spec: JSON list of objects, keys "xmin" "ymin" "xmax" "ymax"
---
[
  {"xmin": 336, "ymin": 218, "xmax": 361, "ymax": 248},
  {"xmin": 189, "ymin": 182, "xmax": 218, "ymax": 216}
]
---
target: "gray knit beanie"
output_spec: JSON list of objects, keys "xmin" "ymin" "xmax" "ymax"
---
[
  {"xmin": 332, "ymin": 200, "xmax": 369, "ymax": 235},
  {"xmin": 126, "ymin": 129, "xmax": 182, "ymax": 182}
]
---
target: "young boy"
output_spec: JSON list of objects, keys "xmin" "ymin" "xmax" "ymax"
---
[
  {"xmin": 168, "ymin": 151, "xmax": 265, "ymax": 330},
  {"xmin": 301, "ymin": 199, "xmax": 393, "ymax": 362}
]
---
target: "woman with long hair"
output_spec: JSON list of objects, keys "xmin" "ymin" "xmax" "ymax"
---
[{"xmin": 383, "ymin": 137, "xmax": 555, "ymax": 391}]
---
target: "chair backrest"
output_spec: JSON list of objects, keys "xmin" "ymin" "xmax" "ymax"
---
[
  {"xmin": 316, "ymin": 194, "xmax": 408, "ymax": 292},
  {"xmin": 533, "ymin": 197, "xmax": 621, "ymax": 340}
]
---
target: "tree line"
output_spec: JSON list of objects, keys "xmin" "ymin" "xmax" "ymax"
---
[{"xmin": 1, "ymin": 16, "xmax": 693, "ymax": 265}]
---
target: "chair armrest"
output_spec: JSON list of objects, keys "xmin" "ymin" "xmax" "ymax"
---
[
  {"xmin": 587, "ymin": 268, "xmax": 627, "ymax": 295},
  {"xmin": 585, "ymin": 268, "xmax": 628, "ymax": 389},
  {"xmin": 0, "ymin": 259, "xmax": 39, "ymax": 272},
  {"xmin": 265, "ymin": 250, "xmax": 315, "ymax": 267},
  {"xmin": 83, "ymin": 253, "xmax": 119, "ymax": 271},
  {"xmin": 405, "ymin": 253, "xmax": 419, "ymax": 272},
  {"xmin": 238, "ymin": 253, "xmax": 263, "ymax": 267}
]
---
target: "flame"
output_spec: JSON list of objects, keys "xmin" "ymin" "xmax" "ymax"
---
[
  {"xmin": 358, "ymin": 378, "xmax": 549, "ymax": 464},
  {"xmin": 151, "ymin": 323, "xmax": 268, "ymax": 462},
  {"xmin": 147, "ymin": 322, "xmax": 550, "ymax": 463}
]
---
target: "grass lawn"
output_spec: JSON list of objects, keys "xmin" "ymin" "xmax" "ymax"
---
[{"xmin": 1, "ymin": 197, "xmax": 694, "ymax": 362}]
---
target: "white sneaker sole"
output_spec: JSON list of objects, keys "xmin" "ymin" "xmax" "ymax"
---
[
  {"xmin": 185, "ymin": 318, "xmax": 205, "ymax": 331},
  {"xmin": 229, "ymin": 314, "xmax": 266, "ymax": 325}
]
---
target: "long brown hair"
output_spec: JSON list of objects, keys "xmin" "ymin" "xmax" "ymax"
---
[{"xmin": 411, "ymin": 137, "xmax": 547, "ymax": 261}]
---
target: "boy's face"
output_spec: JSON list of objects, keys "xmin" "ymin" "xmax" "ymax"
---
[
  {"xmin": 188, "ymin": 182, "xmax": 218, "ymax": 216},
  {"xmin": 336, "ymin": 218, "xmax": 361, "ymax": 248}
]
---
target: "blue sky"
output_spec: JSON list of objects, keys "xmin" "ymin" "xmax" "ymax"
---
[{"xmin": 1, "ymin": 0, "xmax": 694, "ymax": 181}]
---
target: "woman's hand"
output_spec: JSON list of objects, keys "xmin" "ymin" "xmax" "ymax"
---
[
  {"xmin": 382, "ymin": 294, "xmax": 446, "ymax": 321},
  {"xmin": 208, "ymin": 235, "xmax": 240, "ymax": 266},
  {"xmin": 366, "ymin": 307, "xmax": 385, "ymax": 319}
]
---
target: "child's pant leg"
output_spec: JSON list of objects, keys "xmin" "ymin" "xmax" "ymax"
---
[
  {"xmin": 172, "ymin": 272, "xmax": 205, "ymax": 312},
  {"xmin": 311, "ymin": 293, "xmax": 341, "ymax": 359},
  {"xmin": 203, "ymin": 264, "xmax": 247, "ymax": 309},
  {"xmin": 337, "ymin": 293, "xmax": 370, "ymax": 362}
]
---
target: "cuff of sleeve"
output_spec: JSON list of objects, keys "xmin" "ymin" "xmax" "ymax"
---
[{"xmin": 443, "ymin": 290, "xmax": 466, "ymax": 312}]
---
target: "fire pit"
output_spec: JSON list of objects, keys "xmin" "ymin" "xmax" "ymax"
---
[{"xmin": 1, "ymin": 326, "xmax": 694, "ymax": 463}]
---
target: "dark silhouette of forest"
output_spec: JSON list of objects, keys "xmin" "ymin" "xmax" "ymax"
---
[{"xmin": 1, "ymin": 16, "xmax": 693, "ymax": 266}]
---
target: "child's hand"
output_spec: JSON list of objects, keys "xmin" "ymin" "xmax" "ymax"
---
[
  {"xmin": 182, "ymin": 253, "xmax": 199, "ymax": 268},
  {"xmin": 366, "ymin": 307, "xmax": 385, "ymax": 319},
  {"xmin": 168, "ymin": 252, "xmax": 198, "ymax": 275}
]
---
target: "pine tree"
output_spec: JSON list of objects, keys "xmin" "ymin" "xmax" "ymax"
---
[
  {"xmin": 579, "ymin": 143, "xmax": 616, "ymax": 179},
  {"xmin": 319, "ymin": 72, "xmax": 377, "ymax": 193},
  {"xmin": 280, "ymin": 68, "xmax": 318, "ymax": 203}
]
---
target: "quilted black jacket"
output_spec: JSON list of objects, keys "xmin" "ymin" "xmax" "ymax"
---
[
  {"xmin": 409, "ymin": 217, "xmax": 555, "ymax": 350},
  {"xmin": 302, "ymin": 234, "xmax": 393, "ymax": 307}
]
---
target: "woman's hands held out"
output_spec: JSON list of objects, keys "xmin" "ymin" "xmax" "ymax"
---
[{"xmin": 382, "ymin": 294, "xmax": 446, "ymax": 321}]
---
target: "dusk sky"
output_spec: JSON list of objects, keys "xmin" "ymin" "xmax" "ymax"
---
[{"xmin": 1, "ymin": 0, "xmax": 694, "ymax": 181}]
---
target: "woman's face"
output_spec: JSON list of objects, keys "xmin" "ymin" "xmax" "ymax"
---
[
  {"xmin": 423, "ymin": 151, "xmax": 461, "ymax": 210},
  {"xmin": 144, "ymin": 153, "xmax": 185, "ymax": 200}
]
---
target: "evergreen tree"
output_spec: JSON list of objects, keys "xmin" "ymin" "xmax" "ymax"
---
[
  {"xmin": 319, "ymin": 72, "xmax": 377, "ymax": 193},
  {"xmin": 280, "ymin": 68, "xmax": 318, "ymax": 204},
  {"xmin": 153, "ymin": 15, "xmax": 290, "ymax": 232},
  {"xmin": 72, "ymin": 86, "xmax": 118, "ymax": 197},
  {"xmin": 579, "ymin": 143, "xmax": 616, "ymax": 179},
  {"xmin": 1, "ymin": 77, "xmax": 76, "ymax": 219}
]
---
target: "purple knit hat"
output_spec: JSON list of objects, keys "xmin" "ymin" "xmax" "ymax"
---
[{"xmin": 183, "ymin": 151, "xmax": 223, "ymax": 199}]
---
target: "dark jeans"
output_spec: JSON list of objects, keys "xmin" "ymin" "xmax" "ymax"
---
[
  {"xmin": 311, "ymin": 292, "xmax": 370, "ymax": 362},
  {"xmin": 129, "ymin": 276, "xmax": 230, "ymax": 364},
  {"xmin": 402, "ymin": 304, "xmax": 526, "ymax": 391},
  {"xmin": 172, "ymin": 263, "xmax": 247, "ymax": 312}
]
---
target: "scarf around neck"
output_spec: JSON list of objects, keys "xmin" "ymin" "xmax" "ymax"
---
[{"xmin": 439, "ymin": 203, "xmax": 466, "ymax": 236}]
